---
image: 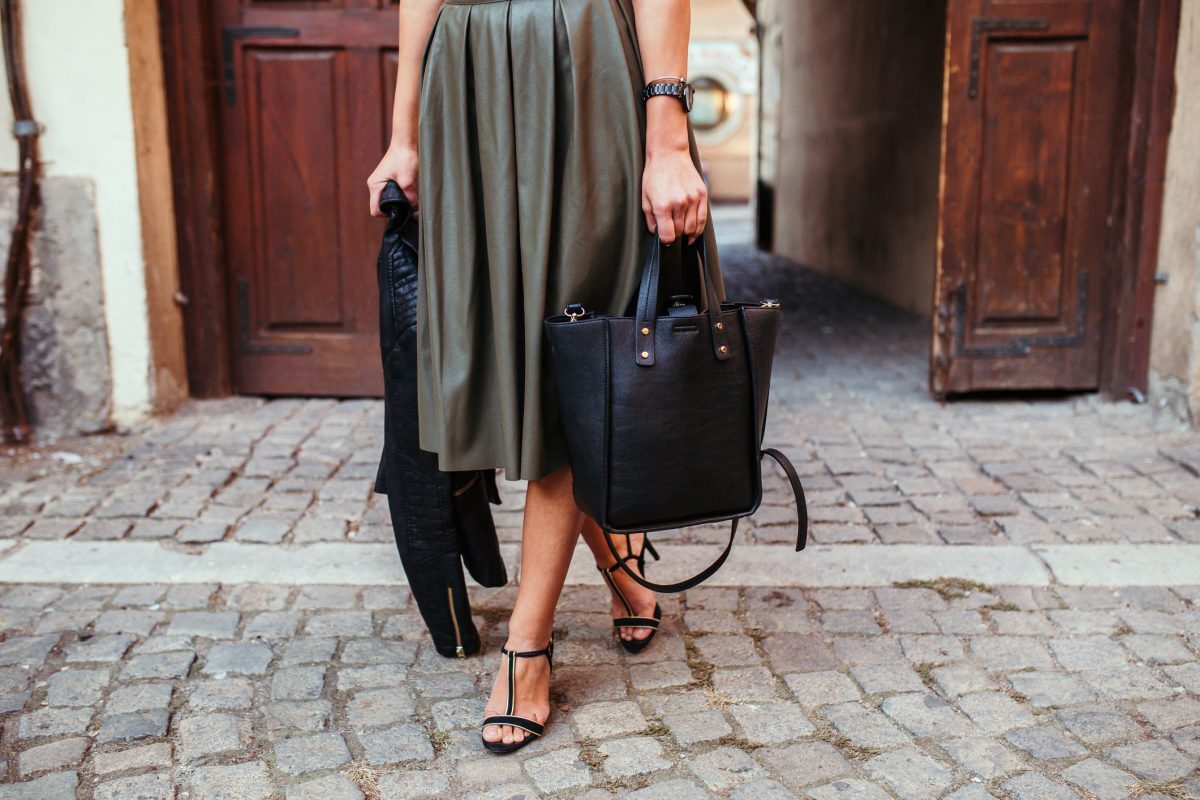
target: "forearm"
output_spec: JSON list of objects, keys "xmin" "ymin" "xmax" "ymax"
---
[
  {"xmin": 390, "ymin": 0, "xmax": 443, "ymax": 148},
  {"xmin": 632, "ymin": 0, "xmax": 691, "ymax": 156}
]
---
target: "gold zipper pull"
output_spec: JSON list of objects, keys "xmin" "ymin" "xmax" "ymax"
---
[{"xmin": 446, "ymin": 586, "xmax": 466, "ymax": 658}]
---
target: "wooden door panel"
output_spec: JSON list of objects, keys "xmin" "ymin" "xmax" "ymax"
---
[
  {"xmin": 977, "ymin": 42, "xmax": 1075, "ymax": 325},
  {"xmin": 214, "ymin": 0, "xmax": 395, "ymax": 395},
  {"xmin": 246, "ymin": 48, "xmax": 346, "ymax": 327},
  {"xmin": 932, "ymin": 0, "xmax": 1129, "ymax": 394}
]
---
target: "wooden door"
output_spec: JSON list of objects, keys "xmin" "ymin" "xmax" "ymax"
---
[
  {"xmin": 932, "ymin": 0, "xmax": 1131, "ymax": 394},
  {"xmin": 213, "ymin": 0, "xmax": 397, "ymax": 396}
]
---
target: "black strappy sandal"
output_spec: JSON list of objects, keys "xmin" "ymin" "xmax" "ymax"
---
[
  {"xmin": 480, "ymin": 641, "xmax": 553, "ymax": 754},
  {"xmin": 598, "ymin": 532, "xmax": 662, "ymax": 654}
]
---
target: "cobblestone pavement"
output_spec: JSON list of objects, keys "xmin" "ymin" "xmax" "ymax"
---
[
  {"xmin": 2, "ymin": 212, "xmax": 1200, "ymax": 797},
  {"xmin": 1, "ymin": 581, "xmax": 1199, "ymax": 799},
  {"xmin": 1, "ymin": 239, "xmax": 1197, "ymax": 551}
]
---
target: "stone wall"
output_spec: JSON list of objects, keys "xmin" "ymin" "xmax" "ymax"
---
[
  {"xmin": 0, "ymin": 0, "xmax": 158, "ymax": 427},
  {"xmin": 0, "ymin": 176, "xmax": 112, "ymax": 435},
  {"xmin": 1149, "ymin": 2, "xmax": 1200, "ymax": 424}
]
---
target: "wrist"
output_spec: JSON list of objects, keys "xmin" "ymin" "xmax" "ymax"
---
[
  {"xmin": 645, "ymin": 101, "xmax": 689, "ymax": 156},
  {"xmin": 389, "ymin": 131, "xmax": 418, "ymax": 150}
]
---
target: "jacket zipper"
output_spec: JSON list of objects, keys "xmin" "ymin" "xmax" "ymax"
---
[
  {"xmin": 451, "ymin": 472, "xmax": 481, "ymax": 498},
  {"xmin": 446, "ymin": 586, "xmax": 465, "ymax": 658}
]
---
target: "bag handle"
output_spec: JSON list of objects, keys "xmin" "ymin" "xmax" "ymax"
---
[
  {"xmin": 634, "ymin": 235, "xmax": 730, "ymax": 367},
  {"xmin": 603, "ymin": 448, "xmax": 809, "ymax": 593}
]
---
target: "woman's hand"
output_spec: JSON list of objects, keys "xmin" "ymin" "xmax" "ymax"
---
[
  {"xmin": 367, "ymin": 143, "xmax": 419, "ymax": 217},
  {"xmin": 642, "ymin": 147, "xmax": 708, "ymax": 245}
]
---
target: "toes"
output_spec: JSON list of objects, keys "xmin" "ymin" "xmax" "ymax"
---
[
  {"xmin": 512, "ymin": 728, "xmax": 525, "ymax": 743},
  {"xmin": 501, "ymin": 725, "xmax": 514, "ymax": 744},
  {"xmin": 483, "ymin": 724, "xmax": 501, "ymax": 742},
  {"xmin": 632, "ymin": 627, "xmax": 651, "ymax": 641}
]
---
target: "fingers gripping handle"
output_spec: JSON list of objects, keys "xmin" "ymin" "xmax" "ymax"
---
[{"xmin": 634, "ymin": 236, "xmax": 729, "ymax": 367}]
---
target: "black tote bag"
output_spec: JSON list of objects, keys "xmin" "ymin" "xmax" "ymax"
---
[{"xmin": 544, "ymin": 237, "xmax": 808, "ymax": 593}]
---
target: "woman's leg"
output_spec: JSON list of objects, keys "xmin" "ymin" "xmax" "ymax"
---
[
  {"xmin": 580, "ymin": 519, "xmax": 659, "ymax": 643},
  {"xmin": 482, "ymin": 462, "xmax": 582, "ymax": 745}
]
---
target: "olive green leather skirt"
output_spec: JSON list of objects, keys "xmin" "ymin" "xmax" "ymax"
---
[{"xmin": 417, "ymin": 0, "xmax": 721, "ymax": 481}]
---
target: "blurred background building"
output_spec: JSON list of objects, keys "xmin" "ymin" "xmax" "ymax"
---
[
  {"xmin": 688, "ymin": 0, "xmax": 757, "ymax": 202},
  {"xmin": 1, "ymin": 0, "xmax": 1199, "ymax": 435}
]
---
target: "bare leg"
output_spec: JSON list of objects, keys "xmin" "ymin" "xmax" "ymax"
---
[
  {"xmin": 482, "ymin": 462, "xmax": 581, "ymax": 746},
  {"xmin": 580, "ymin": 518, "xmax": 658, "ymax": 642}
]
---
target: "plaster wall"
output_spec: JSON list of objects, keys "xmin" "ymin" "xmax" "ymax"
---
[
  {"xmin": 1149, "ymin": 2, "xmax": 1200, "ymax": 423},
  {"xmin": 0, "ymin": 0, "xmax": 152, "ymax": 427},
  {"xmin": 766, "ymin": 0, "xmax": 945, "ymax": 315}
]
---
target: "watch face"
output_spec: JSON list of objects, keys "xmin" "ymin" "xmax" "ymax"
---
[{"xmin": 683, "ymin": 84, "xmax": 695, "ymax": 113}]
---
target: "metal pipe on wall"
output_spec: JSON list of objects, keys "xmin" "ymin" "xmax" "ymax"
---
[{"xmin": 0, "ymin": 0, "xmax": 40, "ymax": 443}]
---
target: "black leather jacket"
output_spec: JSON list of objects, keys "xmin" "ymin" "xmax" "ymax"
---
[{"xmin": 374, "ymin": 181, "xmax": 507, "ymax": 658}]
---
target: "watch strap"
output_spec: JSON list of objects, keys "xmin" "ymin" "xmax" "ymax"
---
[{"xmin": 642, "ymin": 79, "xmax": 693, "ymax": 112}]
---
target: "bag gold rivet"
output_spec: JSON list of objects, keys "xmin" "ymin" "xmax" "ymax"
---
[
  {"xmin": 719, "ymin": 345, "xmax": 728, "ymax": 354},
  {"xmin": 641, "ymin": 350, "xmax": 649, "ymax": 359},
  {"xmin": 716, "ymin": 322, "xmax": 724, "ymax": 331},
  {"xmin": 641, "ymin": 327, "xmax": 650, "ymax": 335}
]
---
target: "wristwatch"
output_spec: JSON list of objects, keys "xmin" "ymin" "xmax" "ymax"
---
[{"xmin": 643, "ymin": 77, "xmax": 694, "ymax": 113}]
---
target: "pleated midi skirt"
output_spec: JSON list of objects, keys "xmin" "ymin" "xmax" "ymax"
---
[{"xmin": 417, "ymin": 0, "xmax": 722, "ymax": 481}]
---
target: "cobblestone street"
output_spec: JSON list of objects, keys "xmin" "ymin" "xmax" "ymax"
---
[{"xmin": 1, "ymin": 217, "xmax": 1199, "ymax": 798}]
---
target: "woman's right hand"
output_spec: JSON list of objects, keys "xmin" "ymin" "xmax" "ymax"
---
[{"xmin": 367, "ymin": 143, "xmax": 420, "ymax": 217}]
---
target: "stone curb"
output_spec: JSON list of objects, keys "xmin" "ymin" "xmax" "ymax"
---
[{"xmin": 1, "ymin": 540, "xmax": 1199, "ymax": 587}]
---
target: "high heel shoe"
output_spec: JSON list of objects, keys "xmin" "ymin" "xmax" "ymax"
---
[
  {"xmin": 598, "ymin": 532, "xmax": 662, "ymax": 654},
  {"xmin": 480, "ymin": 640, "xmax": 553, "ymax": 754}
]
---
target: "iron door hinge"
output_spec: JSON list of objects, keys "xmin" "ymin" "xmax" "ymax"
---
[
  {"xmin": 951, "ymin": 274, "xmax": 1089, "ymax": 358},
  {"xmin": 968, "ymin": 18, "xmax": 1051, "ymax": 99},
  {"xmin": 235, "ymin": 279, "xmax": 314, "ymax": 356},
  {"xmin": 222, "ymin": 26, "xmax": 300, "ymax": 105}
]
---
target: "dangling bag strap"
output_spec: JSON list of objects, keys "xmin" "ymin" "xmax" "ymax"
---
[
  {"xmin": 603, "ymin": 448, "xmax": 809, "ymax": 593},
  {"xmin": 762, "ymin": 447, "xmax": 809, "ymax": 552},
  {"xmin": 602, "ymin": 518, "xmax": 738, "ymax": 594}
]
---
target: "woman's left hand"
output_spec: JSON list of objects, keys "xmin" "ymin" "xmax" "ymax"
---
[{"xmin": 642, "ymin": 148, "xmax": 708, "ymax": 246}]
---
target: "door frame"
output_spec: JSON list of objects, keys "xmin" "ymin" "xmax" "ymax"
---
[
  {"xmin": 159, "ymin": 0, "xmax": 233, "ymax": 397},
  {"xmin": 931, "ymin": 0, "xmax": 1181, "ymax": 397},
  {"xmin": 1099, "ymin": 0, "xmax": 1181, "ymax": 397}
]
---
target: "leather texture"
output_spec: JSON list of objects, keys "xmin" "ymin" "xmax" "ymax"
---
[
  {"xmin": 544, "ymin": 237, "xmax": 808, "ymax": 593},
  {"xmin": 374, "ymin": 181, "xmax": 508, "ymax": 657}
]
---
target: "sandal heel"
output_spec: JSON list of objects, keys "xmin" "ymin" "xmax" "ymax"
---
[
  {"xmin": 481, "ymin": 641, "xmax": 553, "ymax": 754},
  {"xmin": 598, "ymin": 533, "xmax": 661, "ymax": 654}
]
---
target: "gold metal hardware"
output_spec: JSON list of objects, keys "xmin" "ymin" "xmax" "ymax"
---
[
  {"xmin": 760, "ymin": 299, "xmax": 780, "ymax": 309},
  {"xmin": 719, "ymin": 345, "xmax": 728, "ymax": 354},
  {"xmin": 715, "ymin": 322, "xmax": 724, "ymax": 331},
  {"xmin": 641, "ymin": 351, "xmax": 649, "ymax": 359},
  {"xmin": 641, "ymin": 327, "xmax": 649, "ymax": 335},
  {"xmin": 451, "ymin": 472, "xmax": 481, "ymax": 497},
  {"xmin": 447, "ymin": 586, "xmax": 465, "ymax": 658}
]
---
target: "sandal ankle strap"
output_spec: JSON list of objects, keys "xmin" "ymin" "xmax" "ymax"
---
[{"xmin": 500, "ymin": 642, "xmax": 553, "ymax": 664}]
